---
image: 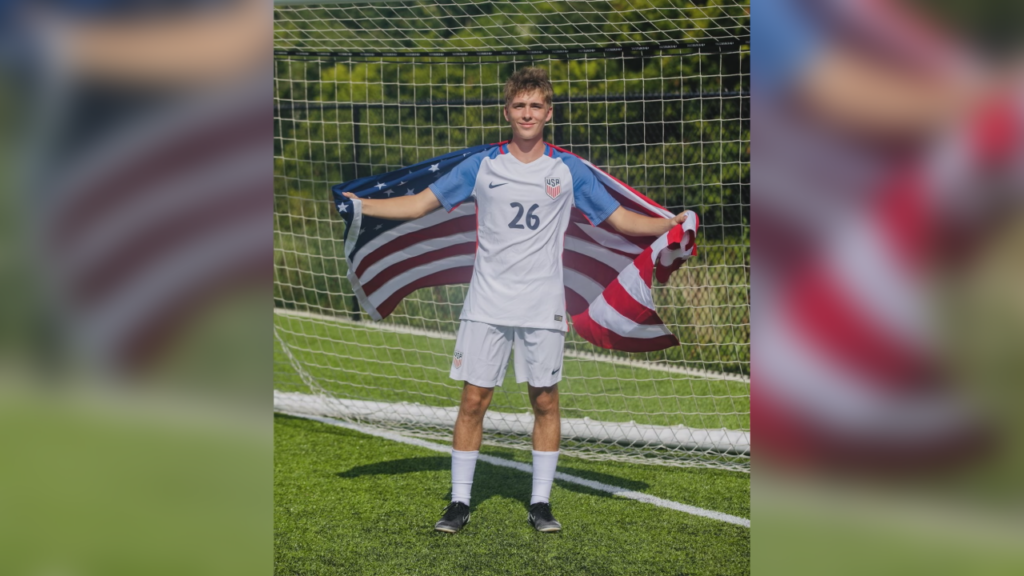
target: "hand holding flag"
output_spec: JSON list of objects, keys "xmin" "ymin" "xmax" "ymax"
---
[{"xmin": 572, "ymin": 212, "xmax": 698, "ymax": 352}]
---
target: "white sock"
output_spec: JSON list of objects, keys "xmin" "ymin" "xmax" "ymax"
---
[
  {"xmin": 531, "ymin": 450, "xmax": 559, "ymax": 505},
  {"xmin": 451, "ymin": 449, "xmax": 479, "ymax": 505}
]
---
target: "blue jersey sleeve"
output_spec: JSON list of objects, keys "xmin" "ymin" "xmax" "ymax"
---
[
  {"xmin": 565, "ymin": 157, "xmax": 620, "ymax": 225},
  {"xmin": 429, "ymin": 152, "xmax": 484, "ymax": 212}
]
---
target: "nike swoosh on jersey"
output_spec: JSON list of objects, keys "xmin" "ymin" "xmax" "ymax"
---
[{"xmin": 488, "ymin": 182, "xmax": 507, "ymax": 188}]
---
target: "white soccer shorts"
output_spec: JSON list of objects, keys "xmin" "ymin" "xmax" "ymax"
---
[{"xmin": 450, "ymin": 320, "xmax": 565, "ymax": 388}]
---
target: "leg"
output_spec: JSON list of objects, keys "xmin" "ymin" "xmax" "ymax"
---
[
  {"xmin": 527, "ymin": 384, "xmax": 563, "ymax": 532},
  {"xmin": 453, "ymin": 382, "xmax": 494, "ymax": 451},
  {"xmin": 449, "ymin": 382, "xmax": 493, "ymax": 507},
  {"xmin": 529, "ymin": 384, "xmax": 561, "ymax": 451},
  {"xmin": 513, "ymin": 327, "xmax": 565, "ymax": 528},
  {"xmin": 437, "ymin": 383, "xmax": 495, "ymax": 532},
  {"xmin": 437, "ymin": 321, "xmax": 510, "ymax": 533}
]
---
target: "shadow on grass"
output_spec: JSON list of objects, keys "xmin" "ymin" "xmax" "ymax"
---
[
  {"xmin": 278, "ymin": 413, "xmax": 652, "ymax": 509},
  {"xmin": 335, "ymin": 456, "xmax": 650, "ymax": 509}
]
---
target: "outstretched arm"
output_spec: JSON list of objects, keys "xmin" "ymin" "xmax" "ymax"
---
[
  {"xmin": 604, "ymin": 206, "xmax": 689, "ymax": 237},
  {"xmin": 342, "ymin": 189, "xmax": 442, "ymax": 220}
]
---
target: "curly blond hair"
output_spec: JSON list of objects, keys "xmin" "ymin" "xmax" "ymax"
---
[{"xmin": 504, "ymin": 67, "xmax": 554, "ymax": 107}]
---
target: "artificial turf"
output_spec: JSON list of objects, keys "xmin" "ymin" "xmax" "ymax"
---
[{"xmin": 274, "ymin": 413, "xmax": 750, "ymax": 576}]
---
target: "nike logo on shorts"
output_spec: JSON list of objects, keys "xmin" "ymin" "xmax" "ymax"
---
[
  {"xmin": 488, "ymin": 182, "xmax": 507, "ymax": 189},
  {"xmin": 551, "ymin": 367, "xmax": 560, "ymax": 375}
]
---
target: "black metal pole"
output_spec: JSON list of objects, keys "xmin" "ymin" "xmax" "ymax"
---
[{"xmin": 349, "ymin": 103, "xmax": 363, "ymax": 322}]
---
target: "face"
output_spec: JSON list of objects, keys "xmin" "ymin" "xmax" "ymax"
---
[{"xmin": 503, "ymin": 89, "xmax": 553, "ymax": 142}]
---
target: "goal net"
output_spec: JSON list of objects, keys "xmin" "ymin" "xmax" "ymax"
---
[{"xmin": 273, "ymin": 0, "xmax": 750, "ymax": 471}]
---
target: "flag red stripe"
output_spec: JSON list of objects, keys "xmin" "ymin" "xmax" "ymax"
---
[
  {"xmin": 571, "ymin": 311, "xmax": 679, "ymax": 352},
  {"xmin": 875, "ymin": 168, "xmax": 929, "ymax": 272},
  {"xmin": 561, "ymin": 251, "xmax": 620, "ymax": 289},
  {"xmin": 54, "ymin": 110, "xmax": 266, "ymax": 247},
  {"xmin": 362, "ymin": 242, "xmax": 477, "ymax": 296},
  {"xmin": 71, "ymin": 181, "xmax": 264, "ymax": 308},
  {"xmin": 118, "ymin": 246, "xmax": 269, "ymax": 370},
  {"xmin": 632, "ymin": 246, "xmax": 655, "ymax": 289},
  {"xmin": 789, "ymin": 263, "xmax": 931, "ymax": 386},
  {"xmin": 570, "ymin": 207, "xmax": 595, "ymax": 226},
  {"xmin": 375, "ymin": 266, "xmax": 475, "ymax": 318},
  {"xmin": 601, "ymin": 279, "xmax": 664, "ymax": 325},
  {"xmin": 564, "ymin": 288, "xmax": 590, "ymax": 317},
  {"xmin": 354, "ymin": 214, "xmax": 477, "ymax": 276},
  {"xmin": 564, "ymin": 221, "xmax": 641, "ymax": 260}
]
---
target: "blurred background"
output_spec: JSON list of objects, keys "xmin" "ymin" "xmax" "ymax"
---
[
  {"xmin": 754, "ymin": 0, "xmax": 1024, "ymax": 574},
  {"xmin": 0, "ymin": 1, "xmax": 270, "ymax": 575}
]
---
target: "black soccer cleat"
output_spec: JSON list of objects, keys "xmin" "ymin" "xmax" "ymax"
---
[
  {"xmin": 528, "ymin": 502, "xmax": 562, "ymax": 532},
  {"xmin": 434, "ymin": 501, "xmax": 471, "ymax": 533}
]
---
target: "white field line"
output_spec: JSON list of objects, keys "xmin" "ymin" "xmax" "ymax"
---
[
  {"xmin": 280, "ymin": 410, "xmax": 751, "ymax": 528},
  {"xmin": 274, "ymin": 307, "xmax": 750, "ymax": 383}
]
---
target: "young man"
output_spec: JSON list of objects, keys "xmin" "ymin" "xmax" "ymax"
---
[{"xmin": 342, "ymin": 67, "xmax": 688, "ymax": 533}]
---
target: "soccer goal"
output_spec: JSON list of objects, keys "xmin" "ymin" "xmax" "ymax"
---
[{"xmin": 273, "ymin": 0, "xmax": 750, "ymax": 471}]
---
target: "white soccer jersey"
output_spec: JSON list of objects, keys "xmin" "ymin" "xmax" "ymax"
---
[{"xmin": 430, "ymin": 142, "xmax": 620, "ymax": 331}]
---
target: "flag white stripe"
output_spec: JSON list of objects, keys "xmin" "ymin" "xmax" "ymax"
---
[
  {"xmin": 359, "ymin": 231, "xmax": 477, "ymax": 285},
  {"xmin": 343, "ymin": 199, "xmax": 363, "ymax": 261},
  {"xmin": 587, "ymin": 294, "xmax": 674, "ymax": 340},
  {"xmin": 349, "ymin": 203, "xmax": 475, "ymax": 271},
  {"xmin": 84, "ymin": 214, "xmax": 266, "ymax": 361},
  {"xmin": 646, "ymin": 232, "xmax": 672, "ymax": 265},
  {"xmin": 658, "ymin": 246, "xmax": 687, "ymax": 267},
  {"xmin": 564, "ymin": 235, "xmax": 634, "ymax": 272},
  {"xmin": 367, "ymin": 253, "xmax": 476, "ymax": 306},
  {"xmin": 574, "ymin": 222, "xmax": 644, "ymax": 254},
  {"xmin": 60, "ymin": 146, "xmax": 265, "ymax": 277},
  {"xmin": 832, "ymin": 217, "xmax": 930, "ymax": 344},
  {"xmin": 616, "ymin": 262, "xmax": 657, "ymax": 311},
  {"xmin": 563, "ymin": 268, "xmax": 606, "ymax": 306}
]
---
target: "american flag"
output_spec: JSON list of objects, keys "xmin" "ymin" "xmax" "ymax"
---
[
  {"xmin": 37, "ymin": 86, "xmax": 269, "ymax": 372},
  {"xmin": 331, "ymin": 142, "xmax": 698, "ymax": 353}
]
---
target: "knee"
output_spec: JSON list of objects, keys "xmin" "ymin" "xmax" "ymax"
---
[
  {"xmin": 460, "ymin": 391, "xmax": 491, "ymax": 420},
  {"xmin": 461, "ymin": 402, "xmax": 487, "ymax": 420},
  {"xmin": 531, "ymin": 391, "xmax": 559, "ymax": 418}
]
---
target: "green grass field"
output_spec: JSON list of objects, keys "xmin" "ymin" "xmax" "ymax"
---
[
  {"xmin": 274, "ymin": 413, "xmax": 750, "ymax": 576},
  {"xmin": 274, "ymin": 309, "xmax": 749, "ymax": 574}
]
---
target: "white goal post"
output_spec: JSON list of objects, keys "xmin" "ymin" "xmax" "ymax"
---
[{"xmin": 273, "ymin": 0, "xmax": 750, "ymax": 471}]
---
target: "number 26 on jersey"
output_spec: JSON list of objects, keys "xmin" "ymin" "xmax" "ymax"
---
[{"xmin": 508, "ymin": 202, "xmax": 540, "ymax": 230}]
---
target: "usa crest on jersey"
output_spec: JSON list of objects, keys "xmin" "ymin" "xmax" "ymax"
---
[{"xmin": 545, "ymin": 177, "xmax": 561, "ymax": 199}]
